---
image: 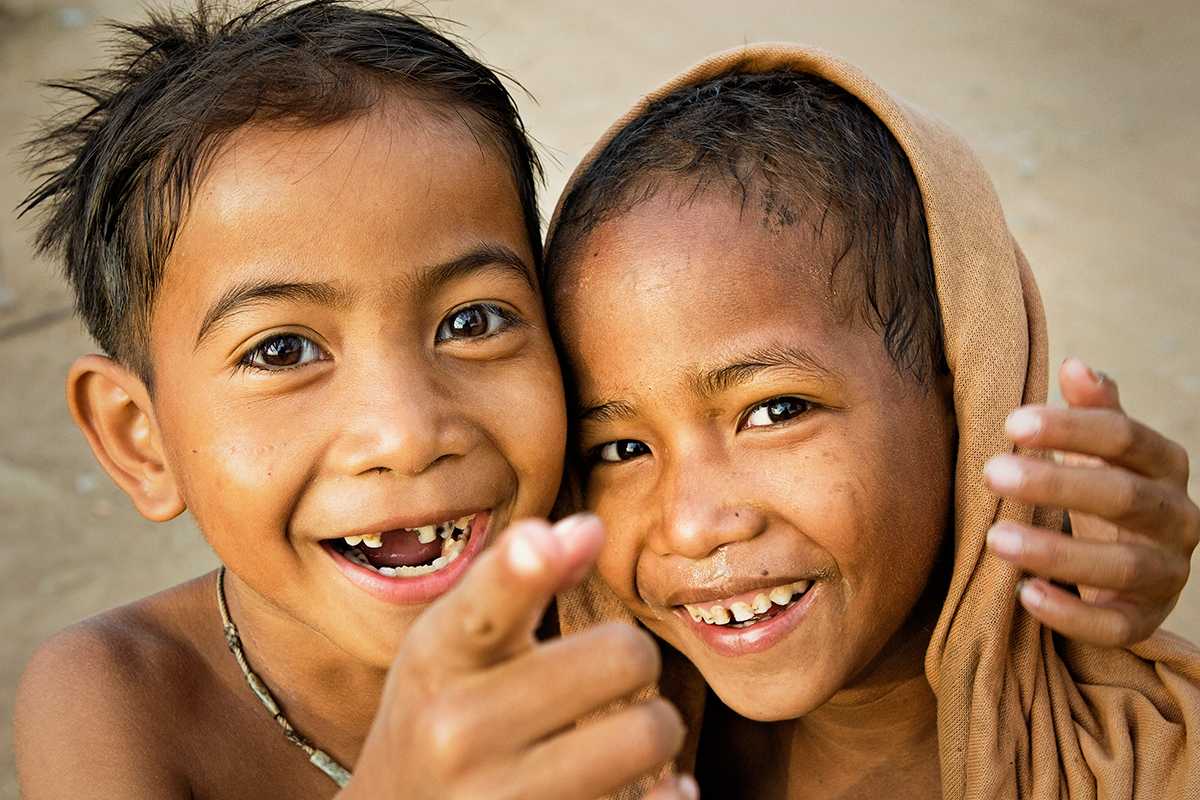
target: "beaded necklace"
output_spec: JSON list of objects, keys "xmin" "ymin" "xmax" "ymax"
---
[{"xmin": 216, "ymin": 567, "xmax": 352, "ymax": 787}]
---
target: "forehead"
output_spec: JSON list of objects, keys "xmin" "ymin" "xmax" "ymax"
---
[
  {"xmin": 554, "ymin": 190, "xmax": 896, "ymax": 400},
  {"xmin": 151, "ymin": 101, "xmax": 530, "ymax": 345}
]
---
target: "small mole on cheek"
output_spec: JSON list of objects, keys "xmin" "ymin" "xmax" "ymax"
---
[{"xmin": 761, "ymin": 570, "xmax": 769, "ymax": 577}]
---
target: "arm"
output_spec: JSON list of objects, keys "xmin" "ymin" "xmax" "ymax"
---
[
  {"xmin": 984, "ymin": 358, "xmax": 1199, "ymax": 646},
  {"xmin": 339, "ymin": 514, "xmax": 697, "ymax": 800}
]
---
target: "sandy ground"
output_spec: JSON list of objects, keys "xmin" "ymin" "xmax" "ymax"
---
[{"xmin": 1, "ymin": 0, "xmax": 1197, "ymax": 795}]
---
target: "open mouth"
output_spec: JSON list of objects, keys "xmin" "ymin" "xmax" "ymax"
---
[
  {"xmin": 681, "ymin": 580, "xmax": 812, "ymax": 629},
  {"xmin": 330, "ymin": 513, "xmax": 476, "ymax": 578}
]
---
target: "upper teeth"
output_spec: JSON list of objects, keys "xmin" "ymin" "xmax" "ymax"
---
[
  {"xmin": 339, "ymin": 514, "xmax": 477, "ymax": 576},
  {"xmin": 684, "ymin": 580, "xmax": 812, "ymax": 627}
]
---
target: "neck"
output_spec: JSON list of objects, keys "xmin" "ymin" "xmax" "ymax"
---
[
  {"xmin": 783, "ymin": 669, "xmax": 940, "ymax": 799},
  {"xmin": 782, "ymin": 606, "xmax": 942, "ymax": 799},
  {"xmin": 698, "ymin": 618, "xmax": 942, "ymax": 800},
  {"xmin": 222, "ymin": 570, "xmax": 389, "ymax": 771}
]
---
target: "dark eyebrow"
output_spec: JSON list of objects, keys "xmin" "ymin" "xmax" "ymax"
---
[
  {"xmin": 194, "ymin": 245, "xmax": 535, "ymax": 348},
  {"xmin": 578, "ymin": 398, "xmax": 638, "ymax": 426},
  {"xmin": 412, "ymin": 244, "xmax": 538, "ymax": 298},
  {"xmin": 693, "ymin": 344, "xmax": 840, "ymax": 398},
  {"xmin": 196, "ymin": 281, "xmax": 347, "ymax": 347},
  {"xmin": 577, "ymin": 344, "xmax": 839, "ymax": 426}
]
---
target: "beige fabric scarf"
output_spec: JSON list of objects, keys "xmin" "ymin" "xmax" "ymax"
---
[{"xmin": 551, "ymin": 44, "xmax": 1200, "ymax": 799}]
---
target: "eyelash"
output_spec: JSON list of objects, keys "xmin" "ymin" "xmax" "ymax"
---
[
  {"xmin": 740, "ymin": 396, "xmax": 813, "ymax": 430},
  {"xmin": 436, "ymin": 303, "xmax": 523, "ymax": 342},
  {"xmin": 588, "ymin": 397, "xmax": 815, "ymax": 465},
  {"xmin": 589, "ymin": 439, "xmax": 651, "ymax": 464},
  {"xmin": 238, "ymin": 332, "xmax": 327, "ymax": 372}
]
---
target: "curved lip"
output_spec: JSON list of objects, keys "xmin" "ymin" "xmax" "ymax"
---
[
  {"xmin": 672, "ymin": 580, "xmax": 818, "ymax": 658},
  {"xmin": 329, "ymin": 508, "xmax": 480, "ymax": 541},
  {"xmin": 662, "ymin": 569, "xmax": 817, "ymax": 608},
  {"xmin": 322, "ymin": 508, "xmax": 493, "ymax": 605}
]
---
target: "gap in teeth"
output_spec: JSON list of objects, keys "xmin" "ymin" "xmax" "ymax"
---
[
  {"xmin": 685, "ymin": 580, "xmax": 812, "ymax": 626},
  {"xmin": 339, "ymin": 514, "xmax": 475, "ymax": 576}
]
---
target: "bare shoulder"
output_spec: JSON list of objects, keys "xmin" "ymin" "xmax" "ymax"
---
[{"xmin": 14, "ymin": 573, "xmax": 224, "ymax": 799}]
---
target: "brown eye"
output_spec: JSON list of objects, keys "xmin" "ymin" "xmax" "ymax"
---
[
  {"xmin": 437, "ymin": 304, "xmax": 516, "ymax": 341},
  {"xmin": 594, "ymin": 439, "xmax": 650, "ymax": 463},
  {"xmin": 742, "ymin": 397, "xmax": 812, "ymax": 429},
  {"xmin": 242, "ymin": 334, "xmax": 325, "ymax": 370}
]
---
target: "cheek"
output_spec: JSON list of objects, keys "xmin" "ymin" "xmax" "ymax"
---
[
  {"xmin": 160, "ymin": 393, "xmax": 310, "ymax": 529},
  {"xmin": 592, "ymin": 491, "xmax": 647, "ymax": 607},
  {"xmin": 481, "ymin": 355, "xmax": 568, "ymax": 510}
]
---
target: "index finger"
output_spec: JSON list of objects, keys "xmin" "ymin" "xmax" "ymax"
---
[{"xmin": 405, "ymin": 514, "xmax": 605, "ymax": 675}]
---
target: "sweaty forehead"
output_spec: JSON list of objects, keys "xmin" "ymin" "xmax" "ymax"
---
[
  {"xmin": 553, "ymin": 190, "xmax": 894, "ymax": 400},
  {"xmin": 550, "ymin": 186, "xmax": 848, "ymax": 331}
]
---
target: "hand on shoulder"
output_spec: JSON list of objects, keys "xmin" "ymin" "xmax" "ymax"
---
[{"xmin": 984, "ymin": 358, "xmax": 1199, "ymax": 647}]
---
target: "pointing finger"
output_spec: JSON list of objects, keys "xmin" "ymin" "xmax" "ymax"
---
[{"xmin": 406, "ymin": 514, "xmax": 605, "ymax": 674}]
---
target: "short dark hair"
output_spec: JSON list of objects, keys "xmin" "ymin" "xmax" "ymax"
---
[
  {"xmin": 545, "ymin": 70, "xmax": 944, "ymax": 384},
  {"xmin": 22, "ymin": 0, "xmax": 542, "ymax": 383}
]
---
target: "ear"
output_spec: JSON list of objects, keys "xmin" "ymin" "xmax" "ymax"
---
[{"xmin": 66, "ymin": 355, "xmax": 185, "ymax": 522}]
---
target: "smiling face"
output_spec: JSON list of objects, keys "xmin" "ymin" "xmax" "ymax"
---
[
  {"xmin": 553, "ymin": 189, "xmax": 956, "ymax": 721},
  {"xmin": 145, "ymin": 101, "xmax": 565, "ymax": 667}
]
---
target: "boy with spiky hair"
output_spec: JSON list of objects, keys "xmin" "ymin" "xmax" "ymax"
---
[
  {"xmin": 13, "ymin": 3, "xmax": 692, "ymax": 797},
  {"xmin": 544, "ymin": 49, "xmax": 1200, "ymax": 797}
]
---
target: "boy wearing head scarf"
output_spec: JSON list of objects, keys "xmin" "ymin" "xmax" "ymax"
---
[{"xmin": 545, "ymin": 46, "xmax": 1200, "ymax": 798}]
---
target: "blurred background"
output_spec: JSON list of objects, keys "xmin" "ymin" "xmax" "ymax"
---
[{"xmin": 1, "ymin": 0, "xmax": 1197, "ymax": 795}]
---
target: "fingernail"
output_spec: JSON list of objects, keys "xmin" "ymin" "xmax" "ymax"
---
[
  {"xmin": 554, "ymin": 512, "xmax": 599, "ymax": 538},
  {"xmin": 508, "ymin": 527, "xmax": 548, "ymax": 575},
  {"xmin": 987, "ymin": 524, "xmax": 1023, "ymax": 558},
  {"xmin": 1005, "ymin": 407, "xmax": 1041, "ymax": 440},
  {"xmin": 1017, "ymin": 577, "xmax": 1045, "ymax": 609},
  {"xmin": 984, "ymin": 455, "xmax": 1023, "ymax": 491},
  {"xmin": 678, "ymin": 775, "xmax": 699, "ymax": 800},
  {"xmin": 1064, "ymin": 357, "xmax": 1105, "ymax": 385}
]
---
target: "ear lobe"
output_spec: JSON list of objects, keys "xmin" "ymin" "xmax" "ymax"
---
[{"xmin": 66, "ymin": 355, "xmax": 185, "ymax": 522}]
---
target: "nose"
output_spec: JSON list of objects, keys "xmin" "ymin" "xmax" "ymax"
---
[
  {"xmin": 329, "ymin": 356, "xmax": 475, "ymax": 477},
  {"xmin": 648, "ymin": 445, "xmax": 766, "ymax": 560}
]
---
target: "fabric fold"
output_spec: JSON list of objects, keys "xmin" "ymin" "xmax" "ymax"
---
[{"xmin": 553, "ymin": 43, "xmax": 1200, "ymax": 799}]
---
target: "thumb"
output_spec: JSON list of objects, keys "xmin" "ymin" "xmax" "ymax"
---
[{"xmin": 404, "ymin": 513, "xmax": 605, "ymax": 674}]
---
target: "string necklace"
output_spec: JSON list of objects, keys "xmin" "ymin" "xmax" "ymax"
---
[{"xmin": 216, "ymin": 566, "xmax": 353, "ymax": 788}]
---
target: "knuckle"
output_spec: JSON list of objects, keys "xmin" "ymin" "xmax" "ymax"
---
[
  {"xmin": 622, "ymin": 699, "xmax": 685, "ymax": 760},
  {"xmin": 1109, "ymin": 415, "xmax": 1138, "ymax": 460},
  {"xmin": 1109, "ymin": 549, "xmax": 1145, "ymax": 591},
  {"xmin": 1163, "ymin": 439, "xmax": 1190, "ymax": 485},
  {"xmin": 1183, "ymin": 507, "xmax": 1200, "ymax": 551},
  {"xmin": 594, "ymin": 623, "xmax": 660, "ymax": 685},
  {"xmin": 420, "ymin": 694, "xmax": 484, "ymax": 772},
  {"xmin": 1107, "ymin": 615, "xmax": 1138, "ymax": 647},
  {"xmin": 1108, "ymin": 476, "xmax": 1145, "ymax": 520}
]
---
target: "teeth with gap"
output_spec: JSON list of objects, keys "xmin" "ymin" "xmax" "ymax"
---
[
  {"xmin": 683, "ymin": 580, "xmax": 812, "ymax": 628},
  {"xmin": 338, "ymin": 514, "xmax": 475, "ymax": 577}
]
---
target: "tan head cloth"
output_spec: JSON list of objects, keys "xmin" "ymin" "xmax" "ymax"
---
[{"xmin": 551, "ymin": 44, "xmax": 1200, "ymax": 799}]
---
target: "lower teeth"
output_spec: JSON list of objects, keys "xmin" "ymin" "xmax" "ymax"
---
[{"xmin": 342, "ymin": 526, "xmax": 468, "ymax": 577}]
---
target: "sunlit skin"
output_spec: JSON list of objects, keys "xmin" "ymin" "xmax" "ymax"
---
[
  {"xmin": 17, "ymin": 96, "xmax": 698, "ymax": 800},
  {"xmin": 553, "ymin": 188, "xmax": 956, "ymax": 796},
  {"xmin": 144, "ymin": 101, "xmax": 565, "ymax": 759}
]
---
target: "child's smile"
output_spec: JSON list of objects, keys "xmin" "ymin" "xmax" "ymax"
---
[
  {"xmin": 143, "ymin": 101, "xmax": 565, "ymax": 668},
  {"xmin": 554, "ymin": 189, "xmax": 957, "ymax": 722}
]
